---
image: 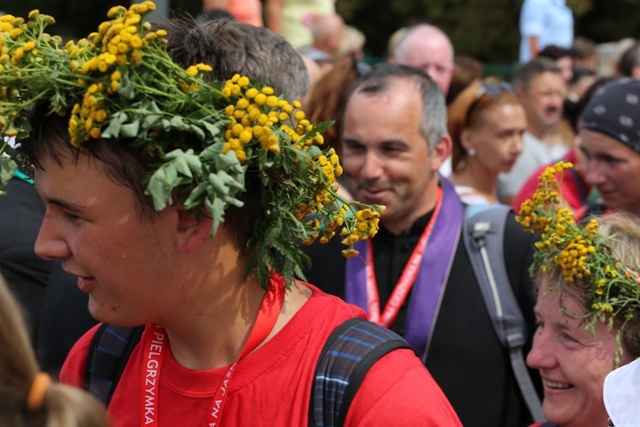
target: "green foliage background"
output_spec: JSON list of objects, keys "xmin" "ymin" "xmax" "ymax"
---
[{"xmin": 1, "ymin": 0, "xmax": 639, "ymax": 65}]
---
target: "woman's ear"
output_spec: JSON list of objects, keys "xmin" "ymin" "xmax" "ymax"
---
[{"xmin": 460, "ymin": 128, "xmax": 475, "ymax": 153}]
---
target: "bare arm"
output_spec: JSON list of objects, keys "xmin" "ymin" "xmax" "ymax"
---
[
  {"xmin": 265, "ymin": 0, "xmax": 284, "ymax": 34},
  {"xmin": 528, "ymin": 35, "xmax": 539, "ymax": 59},
  {"xmin": 202, "ymin": 0, "xmax": 232, "ymax": 11}
]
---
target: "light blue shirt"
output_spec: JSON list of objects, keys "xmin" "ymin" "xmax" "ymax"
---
[{"xmin": 519, "ymin": 0, "xmax": 574, "ymax": 62}]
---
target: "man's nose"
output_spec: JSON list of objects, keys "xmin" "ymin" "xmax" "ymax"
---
[{"xmin": 34, "ymin": 212, "xmax": 71, "ymax": 261}]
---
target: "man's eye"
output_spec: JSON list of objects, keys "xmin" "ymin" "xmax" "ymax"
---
[{"xmin": 63, "ymin": 212, "xmax": 80, "ymax": 222}]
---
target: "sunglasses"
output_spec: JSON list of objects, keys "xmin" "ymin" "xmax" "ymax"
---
[
  {"xmin": 466, "ymin": 81, "xmax": 515, "ymax": 123},
  {"xmin": 475, "ymin": 81, "xmax": 514, "ymax": 99}
]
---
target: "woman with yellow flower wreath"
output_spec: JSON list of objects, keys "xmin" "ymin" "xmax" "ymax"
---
[
  {"xmin": 518, "ymin": 163, "xmax": 640, "ymax": 427},
  {"xmin": 0, "ymin": 5, "xmax": 461, "ymax": 427}
]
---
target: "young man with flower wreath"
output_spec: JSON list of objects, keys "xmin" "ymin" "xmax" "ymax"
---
[
  {"xmin": 303, "ymin": 63, "xmax": 542, "ymax": 427},
  {"xmin": 0, "ymin": 4, "xmax": 461, "ymax": 427}
]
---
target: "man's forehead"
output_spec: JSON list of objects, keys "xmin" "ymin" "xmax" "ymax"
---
[
  {"xmin": 528, "ymin": 72, "xmax": 564, "ymax": 89},
  {"xmin": 349, "ymin": 79, "xmax": 419, "ymax": 107},
  {"xmin": 405, "ymin": 31, "xmax": 453, "ymax": 62}
]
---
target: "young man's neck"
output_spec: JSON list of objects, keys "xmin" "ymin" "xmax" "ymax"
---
[{"xmin": 163, "ymin": 262, "xmax": 267, "ymax": 370}]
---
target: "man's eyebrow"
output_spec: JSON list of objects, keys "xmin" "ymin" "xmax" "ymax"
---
[{"xmin": 45, "ymin": 197, "xmax": 86, "ymax": 212}]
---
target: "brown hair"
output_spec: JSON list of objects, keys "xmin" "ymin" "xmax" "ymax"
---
[
  {"xmin": 304, "ymin": 55, "xmax": 362, "ymax": 154},
  {"xmin": 446, "ymin": 55, "xmax": 484, "ymax": 106},
  {"xmin": 0, "ymin": 274, "xmax": 109, "ymax": 427},
  {"xmin": 23, "ymin": 15, "xmax": 312, "ymax": 254},
  {"xmin": 447, "ymin": 80, "xmax": 522, "ymax": 171}
]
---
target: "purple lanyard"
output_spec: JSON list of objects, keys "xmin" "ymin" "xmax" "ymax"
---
[{"xmin": 345, "ymin": 178, "xmax": 464, "ymax": 359}]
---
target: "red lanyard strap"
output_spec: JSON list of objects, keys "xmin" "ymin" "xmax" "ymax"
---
[
  {"xmin": 141, "ymin": 278, "xmax": 285, "ymax": 427},
  {"xmin": 365, "ymin": 187, "xmax": 443, "ymax": 328}
]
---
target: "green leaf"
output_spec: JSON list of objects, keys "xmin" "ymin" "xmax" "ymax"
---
[
  {"xmin": 142, "ymin": 113, "xmax": 163, "ymax": 129},
  {"xmin": 208, "ymin": 172, "xmax": 228, "ymax": 195},
  {"xmin": 202, "ymin": 120, "xmax": 224, "ymax": 137},
  {"xmin": 101, "ymin": 112, "xmax": 128, "ymax": 139},
  {"xmin": 165, "ymin": 149, "xmax": 196, "ymax": 178},
  {"xmin": 189, "ymin": 124, "xmax": 205, "ymax": 140},
  {"xmin": 184, "ymin": 181, "xmax": 210, "ymax": 209},
  {"xmin": 169, "ymin": 116, "xmax": 189, "ymax": 131},
  {"xmin": 0, "ymin": 157, "xmax": 18, "ymax": 194},
  {"xmin": 146, "ymin": 167, "xmax": 172, "ymax": 210},
  {"xmin": 213, "ymin": 149, "xmax": 240, "ymax": 170},
  {"xmin": 120, "ymin": 121, "xmax": 141, "ymax": 138},
  {"xmin": 205, "ymin": 196, "xmax": 227, "ymax": 236},
  {"xmin": 218, "ymin": 170, "xmax": 244, "ymax": 191},
  {"xmin": 119, "ymin": 71, "xmax": 135, "ymax": 100},
  {"xmin": 299, "ymin": 120, "xmax": 333, "ymax": 144}
]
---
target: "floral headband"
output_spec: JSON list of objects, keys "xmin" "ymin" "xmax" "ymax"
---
[
  {"xmin": 517, "ymin": 161, "xmax": 640, "ymax": 366},
  {"xmin": 0, "ymin": 3, "xmax": 383, "ymax": 289}
]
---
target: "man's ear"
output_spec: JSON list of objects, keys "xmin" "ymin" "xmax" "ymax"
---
[
  {"xmin": 632, "ymin": 65, "xmax": 640, "ymax": 80},
  {"xmin": 431, "ymin": 134, "xmax": 452, "ymax": 171},
  {"xmin": 176, "ymin": 206, "xmax": 210, "ymax": 255}
]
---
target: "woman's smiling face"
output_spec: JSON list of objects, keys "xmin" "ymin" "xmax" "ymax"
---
[{"xmin": 526, "ymin": 279, "xmax": 633, "ymax": 427}]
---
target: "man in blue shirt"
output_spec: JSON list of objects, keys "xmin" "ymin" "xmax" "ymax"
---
[{"xmin": 519, "ymin": 0, "xmax": 574, "ymax": 63}]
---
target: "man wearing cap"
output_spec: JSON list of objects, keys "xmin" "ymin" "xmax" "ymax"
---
[{"xmin": 578, "ymin": 78, "xmax": 640, "ymax": 219}]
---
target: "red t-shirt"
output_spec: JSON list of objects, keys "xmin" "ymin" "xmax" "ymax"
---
[{"xmin": 60, "ymin": 285, "xmax": 461, "ymax": 426}]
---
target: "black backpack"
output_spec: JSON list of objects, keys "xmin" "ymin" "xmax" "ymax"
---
[
  {"xmin": 84, "ymin": 317, "xmax": 411, "ymax": 426},
  {"xmin": 463, "ymin": 204, "xmax": 543, "ymax": 422}
]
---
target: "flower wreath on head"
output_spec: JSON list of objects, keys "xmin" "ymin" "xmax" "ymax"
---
[
  {"xmin": 0, "ymin": 2, "xmax": 383, "ymax": 289},
  {"xmin": 517, "ymin": 161, "xmax": 640, "ymax": 367}
]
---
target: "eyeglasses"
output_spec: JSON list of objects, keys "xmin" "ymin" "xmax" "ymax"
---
[
  {"xmin": 466, "ymin": 81, "xmax": 515, "ymax": 123},
  {"xmin": 474, "ymin": 81, "xmax": 514, "ymax": 99}
]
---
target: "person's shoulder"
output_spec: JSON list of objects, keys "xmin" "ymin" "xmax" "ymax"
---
[
  {"xmin": 305, "ymin": 282, "xmax": 366, "ymax": 318},
  {"xmin": 345, "ymin": 348, "xmax": 462, "ymax": 426},
  {"xmin": 455, "ymin": 185, "xmax": 496, "ymax": 205},
  {"xmin": 59, "ymin": 323, "xmax": 103, "ymax": 386}
]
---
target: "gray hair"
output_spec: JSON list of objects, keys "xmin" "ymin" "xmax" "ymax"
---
[
  {"xmin": 511, "ymin": 57, "xmax": 561, "ymax": 91},
  {"xmin": 346, "ymin": 63, "xmax": 447, "ymax": 152},
  {"xmin": 393, "ymin": 24, "xmax": 454, "ymax": 64},
  {"xmin": 619, "ymin": 42, "xmax": 640, "ymax": 77}
]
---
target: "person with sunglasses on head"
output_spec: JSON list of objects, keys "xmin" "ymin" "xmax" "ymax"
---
[{"xmin": 447, "ymin": 80, "xmax": 527, "ymax": 205}]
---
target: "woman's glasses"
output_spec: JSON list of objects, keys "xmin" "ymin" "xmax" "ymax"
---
[
  {"xmin": 475, "ymin": 81, "xmax": 514, "ymax": 99},
  {"xmin": 466, "ymin": 81, "xmax": 515, "ymax": 123}
]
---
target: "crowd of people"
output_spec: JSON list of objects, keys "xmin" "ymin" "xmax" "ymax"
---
[{"xmin": 2, "ymin": 1, "xmax": 640, "ymax": 426}]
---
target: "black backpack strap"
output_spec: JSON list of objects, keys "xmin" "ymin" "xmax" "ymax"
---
[
  {"xmin": 463, "ymin": 205, "xmax": 544, "ymax": 423},
  {"xmin": 309, "ymin": 317, "xmax": 413, "ymax": 427},
  {"xmin": 83, "ymin": 324, "xmax": 145, "ymax": 406}
]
